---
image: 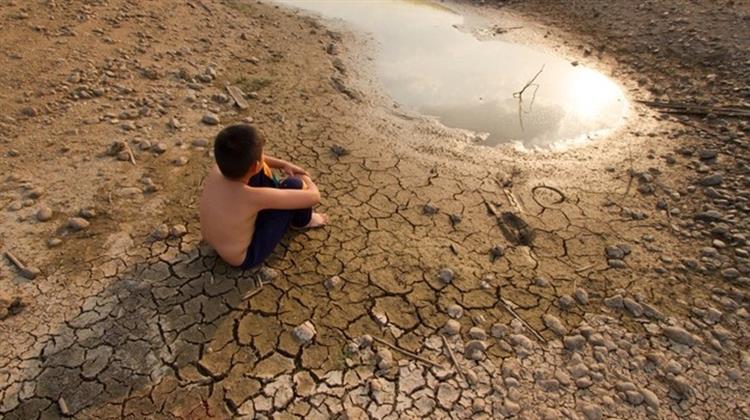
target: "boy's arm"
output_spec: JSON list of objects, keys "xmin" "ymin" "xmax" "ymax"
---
[
  {"xmin": 264, "ymin": 155, "xmax": 309, "ymax": 176},
  {"xmin": 249, "ymin": 176, "xmax": 320, "ymax": 210}
]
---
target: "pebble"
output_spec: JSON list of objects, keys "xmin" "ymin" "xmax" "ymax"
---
[
  {"xmin": 324, "ymin": 275, "xmax": 342, "ymax": 290},
  {"xmin": 465, "ymin": 340, "xmax": 487, "ymax": 361},
  {"xmin": 563, "ymin": 335, "xmax": 586, "ymax": 351},
  {"xmin": 35, "ymin": 206, "xmax": 53, "ymax": 222},
  {"xmin": 640, "ymin": 388, "xmax": 660, "ymax": 410},
  {"xmin": 446, "ymin": 304, "xmax": 463, "ymax": 319},
  {"xmin": 623, "ymin": 297, "xmax": 643, "ymax": 317},
  {"xmin": 490, "ymin": 245, "xmax": 504, "ymax": 260},
  {"xmin": 468, "ymin": 327, "xmax": 487, "ymax": 340},
  {"xmin": 152, "ymin": 224, "xmax": 170, "ymax": 240},
  {"xmin": 202, "ymin": 112, "xmax": 220, "ymax": 125},
  {"xmin": 559, "ymin": 294, "xmax": 576, "ymax": 310},
  {"xmin": 575, "ymin": 288, "xmax": 589, "ymax": 305},
  {"xmin": 259, "ymin": 267, "xmax": 280, "ymax": 282},
  {"xmin": 67, "ymin": 217, "xmax": 90, "ymax": 230},
  {"xmin": 292, "ymin": 321, "xmax": 316, "ymax": 344},
  {"xmin": 422, "ymin": 203, "xmax": 439, "ymax": 215},
  {"xmin": 358, "ymin": 334, "xmax": 373, "ymax": 349},
  {"xmin": 699, "ymin": 173, "xmax": 723, "ymax": 186},
  {"xmin": 170, "ymin": 224, "xmax": 187, "ymax": 238},
  {"xmin": 491, "ymin": 323, "xmax": 508, "ymax": 338},
  {"xmin": 438, "ymin": 268, "xmax": 454, "ymax": 284},
  {"xmin": 442, "ymin": 319, "xmax": 461, "ymax": 336},
  {"xmin": 173, "ymin": 156, "xmax": 189, "ymax": 166},
  {"xmin": 47, "ymin": 238, "xmax": 62, "ymax": 248},
  {"xmin": 662, "ymin": 326, "xmax": 696, "ymax": 346},
  {"xmin": 543, "ymin": 314, "xmax": 567, "ymax": 336},
  {"xmin": 375, "ymin": 348, "xmax": 394, "ymax": 370}
]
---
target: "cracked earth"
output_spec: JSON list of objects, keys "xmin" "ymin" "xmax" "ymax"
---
[{"xmin": 1, "ymin": 0, "xmax": 749, "ymax": 419}]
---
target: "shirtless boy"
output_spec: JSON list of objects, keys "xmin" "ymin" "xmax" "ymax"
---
[{"xmin": 199, "ymin": 124, "xmax": 328, "ymax": 268}]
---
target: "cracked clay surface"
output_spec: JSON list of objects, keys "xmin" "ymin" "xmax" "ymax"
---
[{"xmin": 1, "ymin": 0, "xmax": 749, "ymax": 419}]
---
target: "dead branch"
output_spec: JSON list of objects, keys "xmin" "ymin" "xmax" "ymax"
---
[
  {"xmin": 4, "ymin": 251, "xmax": 25, "ymax": 270},
  {"xmin": 371, "ymin": 336, "xmax": 444, "ymax": 369},
  {"xmin": 513, "ymin": 65, "xmax": 545, "ymax": 98},
  {"xmin": 441, "ymin": 335, "xmax": 466, "ymax": 382},
  {"xmin": 498, "ymin": 297, "xmax": 547, "ymax": 344}
]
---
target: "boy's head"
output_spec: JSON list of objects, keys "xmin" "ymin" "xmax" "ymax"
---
[{"xmin": 214, "ymin": 124, "xmax": 265, "ymax": 179}]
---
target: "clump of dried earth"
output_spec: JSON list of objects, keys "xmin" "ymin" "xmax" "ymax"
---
[{"xmin": 0, "ymin": 0, "xmax": 749, "ymax": 419}]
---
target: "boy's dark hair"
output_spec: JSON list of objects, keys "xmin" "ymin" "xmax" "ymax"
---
[{"xmin": 214, "ymin": 124, "xmax": 265, "ymax": 178}]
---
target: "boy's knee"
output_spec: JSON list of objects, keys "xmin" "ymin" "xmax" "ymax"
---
[{"xmin": 280, "ymin": 177, "xmax": 303, "ymax": 190}]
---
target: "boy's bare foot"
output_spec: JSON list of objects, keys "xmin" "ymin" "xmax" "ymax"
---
[{"xmin": 305, "ymin": 212, "xmax": 329, "ymax": 228}]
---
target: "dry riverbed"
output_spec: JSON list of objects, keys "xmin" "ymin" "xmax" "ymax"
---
[{"xmin": 0, "ymin": 0, "xmax": 749, "ymax": 419}]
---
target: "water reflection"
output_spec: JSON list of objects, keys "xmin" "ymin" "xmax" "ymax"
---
[{"xmin": 276, "ymin": 0, "xmax": 628, "ymax": 149}]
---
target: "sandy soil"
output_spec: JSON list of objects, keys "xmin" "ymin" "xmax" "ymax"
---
[{"xmin": 0, "ymin": 0, "xmax": 748, "ymax": 419}]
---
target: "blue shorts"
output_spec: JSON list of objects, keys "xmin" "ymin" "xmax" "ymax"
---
[{"xmin": 241, "ymin": 171, "xmax": 312, "ymax": 269}]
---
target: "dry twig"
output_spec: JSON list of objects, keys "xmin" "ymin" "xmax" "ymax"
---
[
  {"xmin": 441, "ymin": 335, "xmax": 466, "ymax": 382},
  {"xmin": 498, "ymin": 298, "xmax": 547, "ymax": 344}
]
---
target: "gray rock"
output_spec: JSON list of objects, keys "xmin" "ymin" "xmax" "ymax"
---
[
  {"xmin": 47, "ymin": 238, "xmax": 62, "ymax": 248},
  {"xmin": 542, "ymin": 314, "xmax": 567, "ymax": 336},
  {"xmin": 694, "ymin": 210, "xmax": 723, "ymax": 222},
  {"xmin": 152, "ymin": 224, "xmax": 170, "ymax": 240},
  {"xmin": 170, "ymin": 224, "xmax": 187, "ymax": 238},
  {"xmin": 35, "ymin": 206, "xmax": 53, "ymax": 222},
  {"xmin": 202, "ymin": 112, "xmax": 220, "ymax": 125},
  {"xmin": 662, "ymin": 326, "xmax": 697, "ymax": 346},
  {"xmin": 623, "ymin": 297, "xmax": 643, "ymax": 317},
  {"xmin": 574, "ymin": 288, "xmax": 589, "ymax": 305},
  {"xmin": 559, "ymin": 294, "xmax": 576, "ymax": 310},
  {"xmin": 464, "ymin": 340, "xmax": 487, "ymax": 361},
  {"xmin": 605, "ymin": 245, "xmax": 625, "ymax": 259},
  {"xmin": 446, "ymin": 304, "xmax": 463, "ymax": 319},
  {"xmin": 438, "ymin": 268, "xmax": 454, "ymax": 284},
  {"xmin": 468, "ymin": 327, "xmax": 487, "ymax": 340},
  {"xmin": 358, "ymin": 334, "xmax": 373, "ymax": 349},
  {"xmin": 324, "ymin": 275, "xmax": 342, "ymax": 290},
  {"xmin": 292, "ymin": 321, "xmax": 316, "ymax": 344},
  {"xmin": 491, "ymin": 323, "xmax": 508, "ymax": 338},
  {"xmin": 173, "ymin": 156, "xmax": 189, "ymax": 166},
  {"xmin": 700, "ymin": 173, "xmax": 723, "ymax": 186},
  {"xmin": 640, "ymin": 388, "xmax": 660, "ymax": 410},
  {"xmin": 375, "ymin": 348, "xmax": 394, "ymax": 370},
  {"xmin": 423, "ymin": 203, "xmax": 439, "ymax": 215},
  {"xmin": 67, "ymin": 217, "xmax": 90, "ymax": 230},
  {"xmin": 443, "ymin": 319, "xmax": 461, "ymax": 336},
  {"xmin": 563, "ymin": 335, "xmax": 586, "ymax": 351},
  {"xmin": 604, "ymin": 295, "xmax": 624, "ymax": 309}
]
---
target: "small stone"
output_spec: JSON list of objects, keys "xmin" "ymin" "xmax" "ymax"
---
[
  {"xmin": 47, "ymin": 238, "xmax": 63, "ymax": 248},
  {"xmin": 605, "ymin": 245, "xmax": 625, "ymax": 259},
  {"xmin": 153, "ymin": 142, "xmax": 167, "ymax": 154},
  {"xmin": 173, "ymin": 156, "xmax": 189, "ymax": 166},
  {"xmin": 372, "ymin": 310, "xmax": 388, "ymax": 326},
  {"xmin": 640, "ymin": 388, "xmax": 660, "ymax": 410},
  {"xmin": 626, "ymin": 390, "xmax": 644, "ymax": 405},
  {"xmin": 468, "ymin": 327, "xmax": 487, "ymax": 340},
  {"xmin": 604, "ymin": 295, "xmax": 624, "ymax": 309},
  {"xmin": 443, "ymin": 319, "xmax": 461, "ymax": 336},
  {"xmin": 662, "ymin": 326, "xmax": 696, "ymax": 346},
  {"xmin": 490, "ymin": 245, "xmax": 504, "ymax": 260},
  {"xmin": 152, "ymin": 224, "xmax": 170, "ymax": 240},
  {"xmin": 465, "ymin": 340, "xmax": 487, "ymax": 361},
  {"xmin": 259, "ymin": 266, "xmax": 280, "ymax": 282},
  {"xmin": 574, "ymin": 288, "xmax": 589, "ymax": 305},
  {"xmin": 581, "ymin": 403, "xmax": 602, "ymax": 420},
  {"xmin": 324, "ymin": 275, "xmax": 342, "ymax": 290},
  {"xmin": 449, "ymin": 213, "xmax": 462, "ymax": 225},
  {"xmin": 330, "ymin": 144, "xmax": 349, "ymax": 157},
  {"xmin": 491, "ymin": 323, "xmax": 508, "ymax": 338},
  {"xmin": 67, "ymin": 217, "xmax": 90, "ymax": 230},
  {"xmin": 292, "ymin": 321, "xmax": 316, "ymax": 344},
  {"xmin": 58, "ymin": 397, "xmax": 70, "ymax": 416},
  {"xmin": 446, "ymin": 304, "xmax": 463, "ymax": 319},
  {"xmin": 542, "ymin": 314, "xmax": 567, "ymax": 336},
  {"xmin": 192, "ymin": 138, "xmax": 209, "ymax": 147},
  {"xmin": 559, "ymin": 294, "xmax": 576, "ymax": 310},
  {"xmin": 623, "ymin": 298, "xmax": 643, "ymax": 317},
  {"xmin": 35, "ymin": 206, "xmax": 53, "ymax": 222},
  {"xmin": 78, "ymin": 208, "xmax": 96, "ymax": 219},
  {"xmin": 699, "ymin": 173, "xmax": 723, "ymax": 186},
  {"xmin": 438, "ymin": 268, "xmax": 454, "ymax": 284},
  {"xmin": 358, "ymin": 335, "xmax": 373, "ymax": 349},
  {"xmin": 170, "ymin": 224, "xmax": 187, "ymax": 238},
  {"xmin": 202, "ymin": 112, "xmax": 220, "ymax": 125},
  {"xmin": 375, "ymin": 348, "xmax": 394, "ymax": 370},
  {"xmin": 563, "ymin": 335, "xmax": 586, "ymax": 351}
]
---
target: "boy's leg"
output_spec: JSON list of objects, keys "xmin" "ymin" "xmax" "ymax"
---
[
  {"xmin": 248, "ymin": 169, "xmax": 277, "ymax": 188},
  {"xmin": 279, "ymin": 177, "xmax": 313, "ymax": 228},
  {"xmin": 241, "ymin": 176, "xmax": 313, "ymax": 268}
]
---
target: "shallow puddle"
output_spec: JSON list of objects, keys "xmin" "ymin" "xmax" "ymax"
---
[{"xmin": 277, "ymin": 0, "xmax": 628, "ymax": 149}]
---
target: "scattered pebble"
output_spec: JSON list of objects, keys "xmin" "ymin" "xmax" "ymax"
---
[
  {"xmin": 67, "ymin": 217, "xmax": 90, "ymax": 230},
  {"xmin": 292, "ymin": 321, "xmax": 316, "ymax": 344}
]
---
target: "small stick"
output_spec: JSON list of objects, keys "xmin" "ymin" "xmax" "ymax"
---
[
  {"xmin": 575, "ymin": 263, "xmax": 597, "ymax": 273},
  {"xmin": 513, "ymin": 65, "xmax": 545, "ymax": 98},
  {"xmin": 243, "ymin": 278, "xmax": 264, "ymax": 300},
  {"xmin": 498, "ymin": 298, "xmax": 547, "ymax": 344},
  {"xmin": 124, "ymin": 143, "xmax": 136, "ymax": 166},
  {"xmin": 371, "ymin": 336, "xmax": 444, "ymax": 369},
  {"xmin": 441, "ymin": 335, "xmax": 466, "ymax": 382},
  {"xmin": 4, "ymin": 251, "xmax": 26, "ymax": 270}
]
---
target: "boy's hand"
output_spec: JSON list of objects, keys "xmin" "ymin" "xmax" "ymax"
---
[{"xmin": 283, "ymin": 162, "xmax": 309, "ymax": 177}]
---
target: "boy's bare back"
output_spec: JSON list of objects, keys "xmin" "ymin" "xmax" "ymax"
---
[{"xmin": 200, "ymin": 165, "xmax": 260, "ymax": 266}]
